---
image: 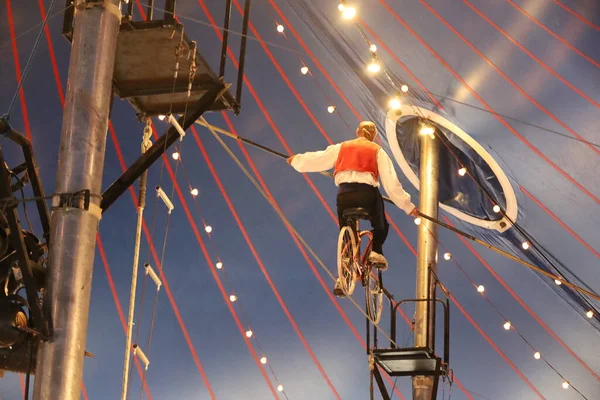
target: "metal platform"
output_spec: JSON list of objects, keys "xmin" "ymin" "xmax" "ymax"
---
[
  {"xmin": 373, "ymin": 347, "xmax": 442, "ymax": 377},
  {"xmin": 114, "ymin": 19, "xmax": 239, "ymax": 117}
]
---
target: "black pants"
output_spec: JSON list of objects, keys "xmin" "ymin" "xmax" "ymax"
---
[{"xmin": 336, "ymin": 183, "xmax": 390, "ymax": 255}]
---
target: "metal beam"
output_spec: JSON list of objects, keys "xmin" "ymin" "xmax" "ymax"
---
[
  {"xmin": 100, "ymin": 84, "xmax": 226, "ymax": 213},
  {"xmin": 33, "ymin": 2, "xmax": 121, "ymax": 399},
  {"xmin": 413, "ymin": 132, "xmax": 440, "ymax": 400}
]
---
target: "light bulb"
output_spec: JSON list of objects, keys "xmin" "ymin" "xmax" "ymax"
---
[
  {"xmin": 458, "ymin": 167, "xmax": 467, "ymax": 176},
  {"xmin": 369, "ymin": 44, "xmax": 377, "ymax": 52},
  {"xmin": 493, "ymin": 205, "xmax": 501, "ymax": 213},
  {"xmin": 172, "ymin": 152, "xmax": 180, "ymax": 160},
  {"xmin": 230, "ymin": 295, "xmax": 237, "ymax": 302},
  {"xmin": 338, "ymin": 3, "xmax": 345, "ymax": 11},
  {"xmin": 419, "ymin": 125, "xmax": 435, "ymax": 136},
  {"xmin": 260, "ymin": 356, "xmax": 267, "ymax": 364},
  {"xmin": 301, "ymin": 66, "xmax": 309, "ymax": 75},
  {"xmin": 246, "ymin": 330, "xmax": 253, "ymax": 338},
  {"xmin": 586, "ymin": 310, "xmax": 594, "ymax": 318},
  {"xmin": 555, "ymin": 279, "xmax": 562, "ymax": 285},
  {"xmin": 277, "ymin": 385, "xmax": 283, "ymax": 392},
  {"xmin": 414, "ymin": 217, "xmax": 422, "ymax": 226},
  {"xmin": 158, "ymin": 115, "xmax": 166, "ymax": 121},
  {"xmin": 327, "ymin": 105, "xmax": 336, "ymax": 114},
  {"xmin": 276, "ymin": 24, "xmax": 284, "ymax": 33},
  {"xmin": 477, "ymin": 285, "xmax": 485, "ymax": 293},
  {"xmin": 190, "ymin": 188, "xmax": 199, "ymax": 196},
  {"xmin": 367, "ymin": 59, "xmax": 381, "ymax": 74},
  {"xmin": 562, "ymin": 381, "xmax": 569, "ymax": 389},
  {"xmin": 205, "ymin": 225, "xmax": 213, "ymax": 233},
  {"xmin": 216, "ymin": 261, "xmax": 223, "ymax": 269},
  {"xmin": 503, "ymin": 321, "xmax": 511, "ymax": 330},
  {"xmin": 401, "ymin": 84, "xmax": 409, "ymax": 93},
  {"xmin": 522, "ymin": 241, "xmax": 530, "ymax": 250},
  {"xmin": 342, "ymin": 6, "xmax": 356, "ymax": 20},
  {"xmin": 443, "ymin": 253, "xmax": 451, "ymax": 261},
  {"xmin": 389, "ymin": 97, "xmax": 401, "ymax": 110},
  {"xmin": 534, "ymin": 351, "xmax": 541, "ymax": 360}
]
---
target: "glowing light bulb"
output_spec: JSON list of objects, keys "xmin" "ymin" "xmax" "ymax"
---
[
  {"xmin": 369, "ymin": 44, "xmax": 377, "ymax": 53},
  {"xmin": 419, "ymin": 125, "xmax": 435, "ymax": 136},
  {"xmin": 246, "ymin": 330, "xmax": 253, "ymax": 338},
  {"xmin": 555, "ymin": 279, "xmax": 562, "ymax": 286},
  {"xmin": 216, "ymin": 261, "xmax": 223, "ymax": 269},
  {"xmin": 389, "ymin": 97, "xmax": 401, "ymax": 110},
  {"xmin": 522, "ymin": 241, "xmax": 530, "ymax": 250},
  {"xmin": 586, "ymin": 310, "xmax": 594, "ymax": 318},
  {"xmin": 562, "ymin": 381, "xmax": 569, "ymax": 389},
  {"xmin": 172, "ymin": 152, "xmax": 180, "ymax": 160},
  {"xmin": 230, "ymin": 295, "xmax": 237, "ymax": 302},
  {"xmin": 443, "ymin": 253, "xmax": 451, "ymax": 261},
  {"xmin": 276, "ymin": 24, "xmax": 284, "ymax": 33},
  {"xmin": 477, "ymin": 285, "xmax": 485, "ymax": 293},
  {"xmin": 458, "ymin": 167, "xmax": 467, "ymax": 176},
  {"xmin": 205, "ymin": 225, "xmax": 213, "ymax": 233},
  {"xmin": 158, "ymin": 115, "xmax": 166, "ymax": 121},
  {"xmin": 338, "ymin": 3, "xmax": 345, "ymax": 11},
  {"xmin": 190, "ymin": 188, "xmax": 199, "ymax": 196},
  {"xmin": 367, "ymin": 58, "xmax": 381, "ymax": 74},
  {"xmin": 327, "ymin": 105, "xmax": 336, "ymax": 114},
  {"xmin": 342, "ymin": 6, "xmax": 356, "ymax": 20},
  {"xmin": 260, "ymin": 356, "xmax": 267, "ymax": 364},
  {"xmin": 493, "ymin": 205, "xmax": 501, "ymax": 213},
  {"xmin": 277, "ymin": 385, "xmax": 283, "ymax": 392},
  {"xmin": 301, "ymin": 66, "xmax": 309, "ymax": 75},
  {"xmin": 503, "ymin": 321, "xmax": 511, "ymax": 330},
  {"xmin": 401, "ymin": 84, "xmax": 409, "ymax": 93},
  {"xmin": 534, "ymin": 351, "xmax": 541, "ymax": 360},
  {"xmin": 414, "ymin": 217, "xmax": 422, "ymax": 226}
]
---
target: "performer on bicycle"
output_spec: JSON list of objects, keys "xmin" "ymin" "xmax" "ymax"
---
[{"xmin": 287, "ymin": 121, "xmax": 418, "ymax": 297}]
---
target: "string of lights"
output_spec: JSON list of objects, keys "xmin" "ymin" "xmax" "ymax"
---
[
  {"xmin": 174, "ymin": 153, "xmax": 290, "ymax": 399},
  {"xmin": 336, "ymin": 1, "xmax": 600, "ymax": 326},
  {"xmin": 433, "ymin": 231, "xmax": 589, "ymax": 398}
]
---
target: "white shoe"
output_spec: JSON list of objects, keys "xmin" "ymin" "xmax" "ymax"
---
[{"xmin": 368, "ymin": 251, "xmax": 388, "ymax": 271}]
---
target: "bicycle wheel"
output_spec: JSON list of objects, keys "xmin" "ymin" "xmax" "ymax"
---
[
  {"xmin": 337, "ymin": 226, "xmax": 357, "ymax": 296},
  {"xmin": 365, "ymin": 269, "xmax": 383, "ymax": 324}
]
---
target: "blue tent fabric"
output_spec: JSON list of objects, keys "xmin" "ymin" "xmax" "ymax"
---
[{"xmin": 1, "ymin": 0, "xmax": 600, "ymax": 399}]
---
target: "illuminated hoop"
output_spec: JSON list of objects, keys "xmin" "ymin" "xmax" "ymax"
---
[{"xmin": 385, "ymin": 105, "xmax": 517, "ymax": 232}]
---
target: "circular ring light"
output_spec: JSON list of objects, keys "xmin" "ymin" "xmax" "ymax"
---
[{"xmin": 385, "ymin": 105, "xmax": 517, "ymax": 232}]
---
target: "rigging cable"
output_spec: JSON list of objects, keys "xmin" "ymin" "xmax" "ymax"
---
[
  {"xmin": 4, "ymin": 0, "xmax": 58, "ymax": 118},
  {"xmin": 193, "ymin": 121, "xmax": 600, "ymax": 302},
  {"xmin": 130, "ymin": 1, "xmax": 600, "ymax": 147}
]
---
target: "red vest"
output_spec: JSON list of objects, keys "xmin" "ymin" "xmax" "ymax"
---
[{"xmin": 334, "ymin": 138, "xmax": 380, "ymax": 181}]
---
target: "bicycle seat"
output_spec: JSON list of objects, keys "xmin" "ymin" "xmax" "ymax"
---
[{"xmin": 342, "ymin": 207, "xmax": 370, "ymax": 220}]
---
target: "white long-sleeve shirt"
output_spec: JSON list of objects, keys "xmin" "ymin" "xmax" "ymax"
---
[{"xmin": 291, "ymin": 140, "xmax": 416, "ymax": 214}]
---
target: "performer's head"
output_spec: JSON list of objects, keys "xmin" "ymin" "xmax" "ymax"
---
[{"xmin": 356, "ymin": 121, "xmax": 377, "ymax": 141}]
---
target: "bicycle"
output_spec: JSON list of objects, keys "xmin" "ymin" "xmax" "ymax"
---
[{"xmin": 337, "ymin": 207, "xmax": 384, "ymax": 324}]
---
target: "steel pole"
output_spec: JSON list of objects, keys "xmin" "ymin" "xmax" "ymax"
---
[
  {"xmin": 33, "ymin": 1, "xmax": 121, "ymax": 399},
  {"xmin": 413, "ymin": 133, "xmax": 440, "ymax": 400}
]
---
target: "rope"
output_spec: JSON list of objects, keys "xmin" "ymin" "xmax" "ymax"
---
[
  {"xmin": 201, "ymin": 116, "xmax": 402, "ymax": 346},
  {"xmin": 121, "ymin": 118, "xmax": 153, "ymax": 400},
  {"xmin": 4, "ymin": 0, "xmax": 58, "ymax": 118}
]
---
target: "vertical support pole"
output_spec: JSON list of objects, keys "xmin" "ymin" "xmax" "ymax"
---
[
  {"xmin": 121, "ymin": 121, "xmax": 152, "ymax": 400},
  {"xmin": 33, "ymin": 1, "xmax": 121, "ymax": 399},
  {"xmin": 413, "ymin": 132, "xmax": 440, "ymax": 400}
]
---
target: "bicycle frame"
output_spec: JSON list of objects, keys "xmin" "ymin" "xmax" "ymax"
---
[{"xmin": 349, "ymin": 217, "xmax": 374, "ymax": 282}]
